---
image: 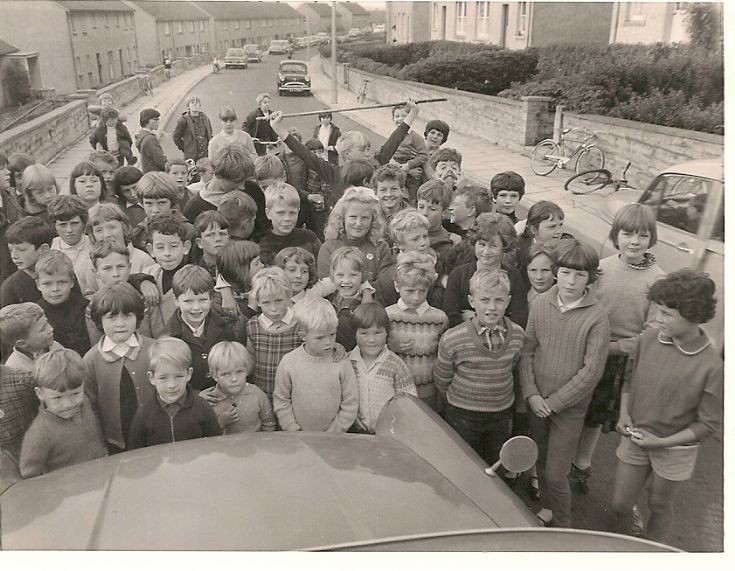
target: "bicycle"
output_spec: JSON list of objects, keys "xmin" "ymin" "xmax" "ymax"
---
[
  {"xmin": 530, "ymin": 128, "xmax": 605, "ymax": 177},
  {"xmin": 564, "ymin": 161, "xmax": 632, "ymax": 195},
  {"xmin": 141, "ymin": 75, "xmax": 153, "ymax": 96},
  {"xmin": 357, "ymin": 79, "xmax": 370, "ymax": 104}
]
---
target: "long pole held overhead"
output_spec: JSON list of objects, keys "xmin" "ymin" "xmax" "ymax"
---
[
  {"xmin": 256, "ymin": 98, "xmax": 448, "ymax": 120},
  {"xmin": 331, "ymin": 2, "xmax": 337, "ymax": 105}
]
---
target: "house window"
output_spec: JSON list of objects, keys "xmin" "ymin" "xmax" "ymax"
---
[
  {"xmin": 456, "ymin": 2, "xmax": 467, "ymax": 35},
  {"xmin": 269, "ymin": 19, "xmax": 273, "ymax": 27},
  {"xmin": 478, "ymin": 1, "xmax": 490, "ymax": 36},
  {"xmin": 81, "ymin": 15, "xmax": 87, "ymax": 34},
  {"xmin": 91, "ymin": 13, "xmax": 97, "ymax": 28},
  {"xmin": 75, "ymin": 56, "xmax": 81, "ymax": 74},
  {"xmin": 190, "ymin": 20, "xmax": 195, "ymax": 32},
  {"xmin": 517, "ymin": 2, "xmax": 528, "ymax": 36},
  {"xmin": 432, "ymin": 3, "xmax": 439, "ymax": 30},
  {"xmin": 626, "ymin": 2, "xmax": 645, "ymax": 22},
  {"xmin": 177, "ymin": 21, "xmax": 183, "ymax": 34},
  {"xmin": 223, "ymin": 21, "xmax": 227, "ymax": 30},
  {"xmin": 116, "ymin": 13, "xmax": 120, "ymax": 28},
  {"xmin": 200, "ymin": 20, "xmax": 205, "ymax": 31},
  {"xmin": 71, "ymin": 15, "xmax": 77, "ymax": 33},
  {"xmin": 86, "ymin": 54, "xmax": 91, "ymax": 69},
  {"xmin": 104, "ymin": 13, "xmax": 109, "ymax": 27},
  {"xmin": 262, "ymin": 19, "xmax": 266, "ymax": 28},
  {"xmin": 108, "ymin": 50, "xmax": 114, "ymax": 79},
  {"xmin": 245, "ymin": 19, "xmax": 251, "ymax": 29},
  {"xmin": 130, "ymin": 14, "xmax": 135, "ymax": 29},
  {"xmin": 164, "ymin": 21, "xmax": 171, "ymax": 35},
  {"xmin": 234, "ymin": 20, "xmax": 240, "ymax": 29}
]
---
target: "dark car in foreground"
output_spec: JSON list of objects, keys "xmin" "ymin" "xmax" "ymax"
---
[
  {"xmin": 0, "ymin": 396, "xmax": 675, "ymax": 551},
  {"xmin": 277, "ymin": 60, "xmax": 311, "ymax": 96}
]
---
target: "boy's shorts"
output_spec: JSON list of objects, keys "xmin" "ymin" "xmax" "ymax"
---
[{"xmin": 616, "ymin": 435, "xmax": 699, "ymax": 481}]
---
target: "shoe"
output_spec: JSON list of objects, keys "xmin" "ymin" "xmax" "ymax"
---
[
  {"xmin": 529, "ymin": 475, "xmax": 541, "ymax": 501},
  {"xmin": 631, "ymin": 504, "xmax": 644, "ymax": 537},
  {"xmin": 570, "ymin": 463, "xmax": 592, "ymax": 494},
  {"xmin": 537, "ymin": 508, "xmax": 554, "ymax": 527},
  {"xmin": 500, "ymin": 470, "xmax": 521, "ymax": 487},
  {"xmin": 129, "ymin": 156, "xmax": 138, "ymax": 165}
]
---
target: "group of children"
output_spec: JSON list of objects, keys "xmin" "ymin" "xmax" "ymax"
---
[{"xmin": 0, "ymin": 98, "xmax": 722, "ymax": 546}]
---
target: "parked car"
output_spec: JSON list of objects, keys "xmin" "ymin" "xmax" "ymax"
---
[
  {"xmin": 316, "ymin": 32, "xmax": 330, "ymax": 44},
  {"xmin": 277, "ymin": 59, "xmax": 311, "ymax": 96},
  {"xmin": 373, "ymin": 24, "xmax": 386, "ymax": 34},
  {"xmin": 223, "ymin": 48, "xmax": 247, "ymax": 69},
  {"xmin": 268, "ymin": 39, "xmax": 291, "ymax": 55},
  {"xmin": 244, "ymin": 44, "xmax": 262, "ymax": 63},
  {"xmin": 348, "ymin": 27, "xmax": 361, "ymax": 38},
  {"xmin": 0, "ymin": 395, "xmax": 676, "ymax": 551}
]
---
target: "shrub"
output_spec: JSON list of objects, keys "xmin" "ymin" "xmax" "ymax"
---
[
  {"xmin": 2, "ymin": 61, "xmax": 32, "ymax": 106},
  {"xmin": 687, "ymin": 3, "xmax": 723, "ymax": 52}
]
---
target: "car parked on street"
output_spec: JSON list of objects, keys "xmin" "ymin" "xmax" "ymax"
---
[
  {"xmin": 348, "ymin": 27, "xmax": 361, "ymax": 38},
  {"xmin": 244, "ymin": 44, "xmax": 262, "ymax": 63},
  {"xmin": 268, "ymin": 39, "xmax": 291, "ymax": 55},
  {"xmin": 223, "ymin": 48, "xmax": 247, "ymax": 69},
  {"xmin": 277, "ymin": 59, "xmax": 311, "ymax": 96}
]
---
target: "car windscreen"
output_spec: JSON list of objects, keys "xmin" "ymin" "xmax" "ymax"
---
[
  {"xmin": 226, "ymin": 50, "xmax": 244, "ymax": 56},
  {"xmin": 280, "ymin": 64, "xmax": 307, "ymax": 74},
  {"xmin": 245, "ymin": 45, "xmax": 258, "ymax": 50}
]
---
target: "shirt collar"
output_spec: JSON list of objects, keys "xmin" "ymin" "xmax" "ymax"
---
[
  {"xmin": 291, "ymin": 290, "xmax": 306, "ymax": 305},
  {"xmin": 101, "ymin": 333, "xmax": 140, "ymax": 360},
  {"xmin": 259, "ymin": 307, "xmax": 295, "ymax": 330},
  {"xmin": 396, "ymin": 299, "xmax": 431, "ymax": 315},
  {"xmin": 657, "ymin": 330, "xmax": 712, "ymax": 355},
  {"xmin": 557, "ymin": 289, "xmax": 588, "ymax": 313},
  {"xmin": 471, "ymin": 316, "xmax": 507, "ymax": 336},
  {"xmin": 349, "ymin": 345, "xmax": 389, "ymax": 372},
  {"xmin": 181, "ymin": 316, "xmax": 206, "ymax": 337},
  {"xmin": 57, "ymin": 234, "xmax": 89, "ymax": 252}
]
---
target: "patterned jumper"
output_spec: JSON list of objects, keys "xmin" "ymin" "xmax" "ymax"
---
[{"xmin": 244, "ymin": 317, "xmax": 302, "ymax": 401}]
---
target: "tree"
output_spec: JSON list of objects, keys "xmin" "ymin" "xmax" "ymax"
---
[
  {"xmin": 686, "ymin": 3, "xmax": 723, "ymax": 52},
  {"xmin": 2, "ymin": 61, "xmax": 32, "ymax": 106}
]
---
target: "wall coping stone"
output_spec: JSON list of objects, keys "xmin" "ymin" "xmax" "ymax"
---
[{"xmin": 0, "ymin": 100, "xmax": 86, "ymax": 145}]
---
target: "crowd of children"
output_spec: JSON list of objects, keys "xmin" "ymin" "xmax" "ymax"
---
[{"xmin": 0, "ymin": 95, "xmax": 722, "ymax": 546}]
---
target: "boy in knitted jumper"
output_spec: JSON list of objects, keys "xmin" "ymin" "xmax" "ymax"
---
[
  {"xmin": 20, "ymin": 348, "xmax": 106, "ymax": 478},
  {"xmin": 386, "ymin": 251, "xmax": 448, "ymax": 410},
  {"xmin": 434, "ymin": 269, "xmax": 524, "ymax": 463},
  {"xmin": 520, "ymin": 239, "xmax": 610, "ymax": 528},
  {"xmin": 273, "ymin": 298, "xmax": 357, "ymax": 432}
]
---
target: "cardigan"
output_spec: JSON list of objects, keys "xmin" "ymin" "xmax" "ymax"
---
[
  {"xmin": 312, "ymin": 123, "xmax": 342, "ymax": 164},
  {"xmin": 141, "ymin": 263, "xmax": 179, "ymax": 337},
  {"xmin": 317, "ymin": 237, "xmax": 394, "ymax": 283},
  {"xmin": 434, "ymin": 317, "xmax": 525, "ymax": 412},
  {"xmin": 519, "ymin": 286, "xmax": 610, "ymax": 413}
]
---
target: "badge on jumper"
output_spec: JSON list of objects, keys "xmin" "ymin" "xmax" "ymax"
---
[{"xmin": 366, "ymin": 253, "xmax": 374, "ymax": 261}]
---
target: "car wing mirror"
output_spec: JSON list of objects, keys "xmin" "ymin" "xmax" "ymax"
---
[{"xmin": 485, "ymin": 436, "xmax": 538, "ymax": 476}]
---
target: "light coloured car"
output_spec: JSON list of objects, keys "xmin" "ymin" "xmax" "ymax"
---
[
  {"xmin": 268, "ymin": 39, "xmax": 291, "ymax": 55},
  {"xmin": 223, "ymin": 47, "xmax": 247, "ymax": 69},
  {"xmin": 243, "ymin": 44, "xmax": 262, "ymax": 63},
  {"xmin": 348, "ymin": 27, "xmax": 361, "ymax": 38}
]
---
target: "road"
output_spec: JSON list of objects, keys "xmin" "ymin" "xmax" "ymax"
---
[{"xmin": 164, "ymin": 52, "xmax": 723, "ymax": 553}]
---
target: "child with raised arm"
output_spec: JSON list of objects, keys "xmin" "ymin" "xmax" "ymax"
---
[
  {"xmin": 273, "ymin": 298, "xmax": 357, "ymax": 432},
  {"xmin": 388, "ymin": 103, "xmax": 429, "ymax": 204}
]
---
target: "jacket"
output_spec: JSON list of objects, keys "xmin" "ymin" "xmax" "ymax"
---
[
  {"xmin": 173, "ymin": 112, "xmax": 213, "ymax": 161},
  {"xmin": 312, "ymin": 123, "xmax": 342, "ymax": 164},
  {"xmin": 89, "ymin": 120, "xmax": 133, "ymax": 152},
  {"xmin": 135, "ymin": 129, "xmax": 167, "ymax": 173},
  {"xmin": 243, "ymin": 108, "xmax": 278, "ymax": 155}
]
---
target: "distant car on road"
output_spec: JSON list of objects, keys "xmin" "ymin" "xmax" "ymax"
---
[
  {"xmin": 268, "ymin": 39, "xmax": 291, "ymax": 55},
  {"xmin": 316, "ymin": 32, "xmax": 330, "ymax": 44},
  {"xmin": 223, "ymin": 48, "xmax": 247, "ymax": 69},
  {"xmin": 373, "ymin": 24, "xmax": 386, "ymax": 34},
  {"xmin": 277, "ymin": 59, "xmax": 311, "ymax": 96},
  {"xmin": 244, "ymin": 44, "xmax": 262, "ymax": 63},
  {"xmin": 348, "ymin": 27, "xmax": 361, "ymax": 38}
]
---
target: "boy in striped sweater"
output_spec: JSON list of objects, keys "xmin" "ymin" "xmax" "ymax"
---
[
  {"xmin": 434, "ymin": 269, "xmax": 525, "ymax": 465},
  {"xmin": 387, "ymin": 251, "xmax": 448, "ymax": 411}
]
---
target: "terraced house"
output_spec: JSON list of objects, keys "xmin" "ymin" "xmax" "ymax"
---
[{"xmin": 297, "ymin": 2, "xmax": 344, "ymax": 34}]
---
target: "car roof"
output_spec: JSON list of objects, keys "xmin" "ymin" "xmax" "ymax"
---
[
  {"xmin": 655, "ymin": 157, "xmax": 723, "ymax": 181},
  {"xmin": 280, "ymin": 60, "xmax": 307, "ymax": 66}
]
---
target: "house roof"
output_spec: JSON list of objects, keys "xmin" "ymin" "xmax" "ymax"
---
[
  {"xmin": 338, "ymin": 2, "xmax": 369, "ymax": 15},
  {"xmin": 56, "ymin": 1, "xmax": 133, "ymax": 12},
  {"xmin": 299, "ymin": 3, "xmax": 341, "ymax": 18},
  {"xmin": 193, "ymin": 1, "xmax": 301, "ymax": 20},
  {"xmin": 131, "ymin": 1, "xmax": 209, "ymax": 20},
  {"xmin": 0, "ymin": 39, "xmax": 20, "ymax": 56}
]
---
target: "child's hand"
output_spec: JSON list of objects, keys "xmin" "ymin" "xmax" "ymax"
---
[
  {"xmin": 139, "ymin": 281, "xmax": 160, "ymax": 306},
  {"xmin": 269, "ymin": 110, "xmax": 287, "ymax": 138},
  {"xmin": 198, "ymin": 387, "xmax": 226, "ymax": 405},
  {"xmin": 461, "ymin": 309, "xmax": 475, "ymax": 322},
  {"xmin": 528, "ymin": 395, "xmax": 552, "ymax": 418},
  {"xmin": 220, "ymin": 403, "xmax": 239, "ymax": 426},
  {"xmin": 388, "ymin": 336, "xmax": 413, "ymax": 353},
  {"xmin": 408, "ymin": 166, "xmax": 423, "ymax": 179},
  {"xmin": 405, "ymin": 99, "xmax": 420, "ymax": 125},
  {"xmin": 630, "ymin": 428, "xmax": 662, "ymax": 449},
  {"xmin": 220, "ymin": 288, "xmax": 240, "ymax": 318},
  {"xmin": 331, "ymin": 343, "xmax": 347, "ymax": 362},
  {"xmin": 615, "ymin": 411, "xmax": 633, "ymax": 436}
]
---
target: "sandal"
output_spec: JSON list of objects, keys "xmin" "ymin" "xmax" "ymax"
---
[{"xmin": 529, "ymin": 476, "xmax": 541, "ymax": 501}]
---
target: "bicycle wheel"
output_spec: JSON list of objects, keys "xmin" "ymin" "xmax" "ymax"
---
[
  {"xmin": 565, "ymin": 169, "xmax": 612, "ymax": 195},
  {"xmin": 530, "ymin": 140, "xmax": 560, "ymax": 176},
  {"xmin": 575, "ymin": 146, "xmax": 605, "ymax": 175}
]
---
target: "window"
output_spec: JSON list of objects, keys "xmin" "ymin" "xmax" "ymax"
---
[
  {"xmin": 107, "ymin": 50, "xmax": 114, "ymax": 79},
  {"xmin": 91, "ymin": 13, "xmax": 97, "ymax": 28},
  {"xmin": 517, "ymin": 2, "xmax": 528, "ymax": 36},
  {"xmin": 81, "ymin": 15, "xmax": 87, "ymax": 34},
  {"xmin": 190, "ymin": 20, "xmax": 195, "ymax": 32},
  {"xmin": 478, "ymin": 1, "xmax": 490, "ymax": 36},
  {"xmin": 86, "ymin": 54, "xmax": 91, "ymax": 69},
  {"xmin": 130, "ymin": 14, "xmax": 135, "ymax": 29},
  {"xmin": 432, "ymin": 3, "xmax": 439, "ymax": 30},
  {"xmin": 116, "ymin": 13, "xmax": 120, "ymax": 28},
  {"xmin": 625, "ymin": 2, "xmax": 645, "ymax": 22},
  {"xmin": 456, "ymin": 2, "xmax": 467, "ymax": 35},
  {"xmin": 262, "ymin": 19, "xmax": 266, "ymax": 28},
  {"xmin": 71, "ymin": 15, "xmax": 77, "ymax": 33},
  {"xmin": 164, "ymin": 21, "xmax": 171, "ymax": 35},
  {"xmin": 269, "ymin": 19, "xmax": 273, "ymax": 28},
  {"xmin": 177, "ymin": 21, "xmax": 183, "ymax": 34},
  {"xmin": 234, "ymin": 20, "xmax": 240, "ymax": 30},
  {"xmin": 245, "ymin": 19, "xmax": 251, "ymax": 29},
  {"xmin": 223, "ymin": 21, "xmax": 227, "ymax": 30},
  {"xmin": 75, "ymin": 56, "xmax": 81, "ymax": 74},
  {"xmin": 104, "ymin": 13, "xmax": 109, "ymax": 27}
]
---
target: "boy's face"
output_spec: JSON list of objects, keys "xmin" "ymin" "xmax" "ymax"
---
[
  {"xmin": 417, "ymin": 199, "xmax": 443, "ymax": 232},
  {"xmin": 433, "ymin": 161, "xmax": 461, "ymax": 186},
  {"xmin": 469, "ymin": 286, "xmax": 510, "ymax": 329},
  {"xmin": 266, "ymin": 200, "xmax": 299, "ymax": 236},
  {"xmin": 188, "ymin": 99, "xmax": 201, "ymax": 114},
  {"xmin": 175, "ymin": 288, "xmax": 212, "ymax": 328},
  {"xmin": 0, "ymin": 165, "xmax": 10, "ymax": 192},
  {"xmin": 142, "ymin": 197, "xmax": 174, "ymax": 218},
  {"xmin": 475, "ymin": 236, "xmax": 504, "ymax": 269},
  {"xmin": 343, "ymin": 143, "xmax": 371, "ymax": 163},
  {"xmin": 556, "ymin": 267, "xmax": 589, "ymax": 305},
  {"xmin": 26, "ymin": 183, "xmax": 57, "ymax": 210},
  {"xmin": 425, "ymin": 128, "xmax": 445, "ymax": 149},
  {"xmin": 93, "ymin": 161, "xmax": 116, "ymax": 188},
  {"xmin": 92, "ymin": 220, "xmax": 126, "ymax": 248},
  {"xmin": 344, "ymin": 202, "xmax": 373, "ymax": 241},
  {"xmin": 36, "ymin": 271, "xmax": 74, "ymax": 305},
  {"xmin": 35, "ymin": 386, "xmax": 84, "ymax": 419},
  {"xmin": 399, "ymin": 226, "xmax": 430, "ymax": 254},
  {"xmin": 100, "ymin": 96, "xmax": 113, "ymax": 108},
  {"xmin": 196, "ymin": 224, "xmax": 229, "ymax": 258},
  {"xmin": 9, "ymin": 242, "xmax": 47, "ymax": 272},
  {"xmin": 148, "ymin": 361, "xmax": 192, "ymax": 404},
  {"xmin": 392, "ymin": 107, "xmax": 409, "ymax": 127},
  {"xmin": 119, "ymin": 183, "xmax": 138, "ymax": 205},
  {"xmin": 147, "ymin": 232, "xmax": 190, "ymax": 270},
  {"xmin": 74, "ymin": 174, "xmax": 102, "ymax": 205},
  {"xmin": 355, "ymin": 325, "xmax": 387, "ymax": 360},
  {"xmin": 449, "ymin": 195, "xmax": 474, "ymax": 225},
  {"xmin": 302, "ymin": 325, "xmax": 337, "ymax": 358},
  {"xmin": 214, "ymin": 362, "xmax": 248, "ymax": 396},
  {"xmin": 395, "ymin": 282, "xmax": 429, "ymax": 311},
  {"xmin": 283, "ymin": 259, "xmax": 310, "ymax": 295},
  {"xmin": 617, "ymin": 229, "xmax": 651, "ymax": 265},
  {"xmin": 200, "ymin": 165, "xmax": 215, "ymax": 184},
  {"xmin": 101, "ymin": 311, "xmax": 138, "ymax": 343},
  {"xmin": 168, "ymin": 165, "xmax": 189, "ymax": 191},
  {"xmin": 258, "ymin": 290, "xmax": 290, "ymax": 323},
  {"xmin": 95, "ymin": 252, "xmax": 131, "ymax": 284},
  {"xmin": 533, "ymin": 215, "xmax": 564, "ymax": 247},
  {"xmin": 55, "ymin": 216, "xmax": 85, "ymax": 246},
  {"xmin": 375, "ymin": 179, "xmax": 403, "ymax": 214},
  {"xmin": 105, "ymin": 117, "xmax": 118, "ymax": 128},
  {"xmin": 526, "ymin": 253, "xmax": 555, "ymax": 294},
  {"xmin": 332, "ymin": 259, "xmax": 362, "ymax": 298},
  {"xmin": 653, "ymin": 304, "xmax": 696, "ymax": 340},
  {"xmin": 495, "ymin": 190, "xmax": 521, "ymax": 216},
  {"xmin": 19, "ymin": 315, "xmax": 54, "ymax": 354}
]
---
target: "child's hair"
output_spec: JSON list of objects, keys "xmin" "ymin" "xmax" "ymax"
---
[
  {"xmin": 394, "ymin": 250, "xmax": 437, "ymax": 289},
  {"xmin": 264, "ymin": 181, "xmax": 300, "ymax": 210},
  {"xmin": 335, "ymin": 131, "xmax": 370, "ymax": 157},
  {"xmin": 455, "ymin": 185, "xmax": 492, "ymax": 217},
  {"xmin": 20, "ymin": 163, "xmax": 59, "ymax": 198},
  {"xmin": 135, "ymin": 171, "xmax": 179, "ymax": 203},
  {"xmin": 424, "ymin": 119, "xmax": 450, "ymax": 143},
  {"xmin": 249, "ymin": 266, "xmax": 292, "ymax": 303},
  {"xmin": 47, "ymin": 195, "xmax": 89, "ymax": 225},
  {"xmin": 0, "ymin": 151, "xmax": 6, "ymax": 168},
  {"xmin": 111, "ymin": 166, "xmax": 144, "ymax": 202},
  {"xmin": 88, "ymin": 150, "xmax": 119, "ymax": 170},
  {"xmin": 208, "ymin": 341, "xmax": 251, "ymax": 379},
  {"xmin": 490, "ymin": 171, "xmax": 526, "ymax": 200},
  {"xmin": 148, "ymin": 336, "xmax": 192, "ymax": 374},
  {"xmin": 521, "ymin": 200, "xmax": 565, "ymax": 240},
  {"xmin": 33, "ymin": 348, "xmax": 86, "ymax": 392},
  {"xmin": 172, "ymin": 264, "xmax": 214, "ymax": 297},
  {"xmin": 7, "ymin": 153, "xmax": 36, "ymax": 189},
  {"xmin": 648, "ymin": 269, "xmax": 716, "ymax": 324},
  {"xmin": 254, "ymin": 154, "xmax": 286, "ymax": 182},
  {"xmin": 341, "ymin": 159, "xmax": 377, "ymax": 187},
  {"xmin": 186, "ymin": 94, "xmax": 202, "ymax": 106},
  {"xmin": 293, "ymin": 297, "xmax": 338, "ymax": 333},
  {"xmin": 216, "ymin": 241, "xmax": 259, "ymax": 290},
  {"xmin": 68, "ymin": 160, "xmax": 106, "ymax": 198},
  {"xmin": 194, "ymin": 210, "xmax": 229, "ymax": 237},
  {"xmin": 146, "ymin": 214, "xmax": 188, "ymax": 243},
  {"xmin": 287, "ymin": 127, "xmax": 303, "ymax": 143},
  {"xmin": 305, "ymin": 138, "xmax": 324, "ymax": 152},
  {"xmin": 98, "ymin": 91, "xmax": 114, "ymax": 104},
  {"xmin": 35, "ymin": 250, "xmax": 75, "ymax": 280},
  {"xmin": 523, "ymin": 242, "xmax": 557, "ymax": 272},
  {"xmin": 6, "ymin": 216, "xmax": 54, "ymax": 248},
  {"xmin": 165, "ymin": 158, "xmax": 189, "ymax": 173},
  {"xmin": 609, "ymin": 203, "xmax": 658, "ymax": 249},
  {"xmin": 391, "ymin": 103, "xmax": 410, "ymax": 116},
  {"xmin": 416, "ymin": 179, "xmax": 452, "ymax": 209},
  {"xmin": 318, "ymin": 111, "xmax": 333, "ymax": 120},
  {"xmin": 217, "ymin": 190, "xmax": 257, "ymax": 232},
  {"xmin": 255, "ymin": 92, "xmax": 271, "ymax": 106},
  {"xmin": 469, "ymin": 268, "xmax": 511, "ymax": 297},
  {"xmin": 88, "ymin": 202, "xmax": 133, "ymax": 243},
  {"xmin": 90, "ymin": 237, "xmax": 130, "ymax": 268},
  {"xmin": 553, "ymin": 238, "xmax": 601, "ymax": 284},
  {"xmin": 324, "ymin": 186, "xmax": 385, "ymax": 244},
  {"xmin": 371, "ymin": 163, "xmax": 407, "ymax": 191},
  {"xmin": 100, "ymin": 107, "xmax": 120, "ymax": 121},
  {"xmin": 468, "ymin": 212, "xmax": 518, "ymax": 252},
  {"xmin": 429, "ymin": 147, "xmax": 462, "ymax": 169},
  {"xmin": 329, "ymin": 246, "xmax": 366, "ymax": 277},
  {"xmin": 89, "ymin": 281, "xmax": 145, "ymax": 330},
  {"xmin": 352, "ymin": 302, "xmax": 391, "ymax": 333},
  {"xmin": 389, "ymin": 208, "xmax": 429, "ymax": 248},
  {"xmin": 218, "ymin": 106, "xmax": 238, "ymax": 121},
  {"xmin": 211, "ymin": 145, "xmax": 254, "ymax": 183},
  {"xmin": 274, "ymin": 247, "xmax": 317, "ymax": 290},
  {"xmin": 0, "ymin": 302, "xmax": 45, "ymax": 346},
  {"xmin": 195, "ymin": 157, "xmax": 212, "ymax": 172}
]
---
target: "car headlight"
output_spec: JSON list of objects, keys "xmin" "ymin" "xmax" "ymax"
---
[
  {"xmin": 279, "ymin": 75, "xmax": 285, "ymax": 82},
  {"xmin": 304, "ymin": 74, "xmax": 310, "ymax": 81}
]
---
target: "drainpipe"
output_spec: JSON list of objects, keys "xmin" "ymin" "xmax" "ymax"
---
[
  {"xmin": 609, "ymin": 2, "xmax": 620, "ymax": 44},
  {"xmin": 65, "ymin": 10, "xmax": 81, "ymax": 91},
  {"xmin": 526, "ymin": 3, "xmax": 533, "ymax": 47}
]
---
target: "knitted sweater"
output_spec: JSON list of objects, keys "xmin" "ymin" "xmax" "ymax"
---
[
  {"xmin": 386, "ymin": 301, "xmax": 448, "ymax": 399},
  {"xmin": 273, "ymin": 345, "xmax": 358, "ymax": 432},
  {"xmin": 520, "ymin": 286, "xmax": 610, "ymax": 413},
  {"xmin": 19, "ymin": 398, "xmax": 106, "ymax": 478},
  {"xmin": 259, "ymin": 228, "xmax": 322, "ymax": 261},
  {"xmin": 208, "ymin": 130, "xmax": 257, "ymax": 163},
  {"xmin": 391, "ymin": 130, "xmax": 429, "ymax": 168},
  {"xmin": 594, "ymin": 254, "xmax": 665, "ymax": 356},
  {"xmin": 244, "ymin": 316, "xmax": 302, "ymax": 400},
  {"xmin": 208, "ymin": 384, "xmax": 276, "ymax": 433},
  {"xmin": 317, "ymin": 237, "xmax": 394, "ymax": 283},
  {"xmin": 38, "ymin": 290, "xmax": 92, "ymax": 357},
  {"xmin": 626, "ymin": 329, "xmax": 722, "ymax": 441},
  {"xmin": 1, "ymin": 270, "xmax": 40, "ymax": 307},
  {"xmin": 434, "ymin": 317, "xmax": 525, "ymax": 412}
]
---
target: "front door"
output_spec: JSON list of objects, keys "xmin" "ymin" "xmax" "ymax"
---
[{"xmin": 441, "ymin": 6, "xmax": 447, "ymax": 39}]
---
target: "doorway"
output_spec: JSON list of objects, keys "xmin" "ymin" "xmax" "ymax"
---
[
  {"xmin": 501, "ymin": 4, "xmax": 509, "ymax": 47},
  {"xmin": 440, "ymin": 5, "xmax": 447, "ymax": 39}
]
